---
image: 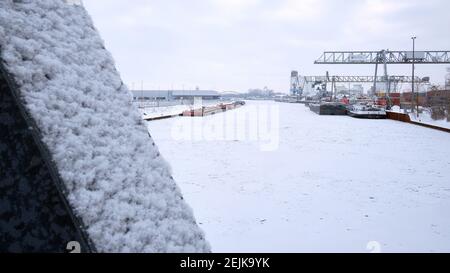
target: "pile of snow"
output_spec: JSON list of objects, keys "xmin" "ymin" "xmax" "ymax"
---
[
  {"xmin": 0, "ymin": 0, "xmax": 209, "ymax": 253},
  {"xmin": 390, "ymin": 105, "xmax": 402, "ymax": 113}
]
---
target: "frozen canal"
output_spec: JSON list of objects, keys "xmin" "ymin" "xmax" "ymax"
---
[{"xmin": 147, "ymin": 101, "xmax": 450, "ymax": 253}]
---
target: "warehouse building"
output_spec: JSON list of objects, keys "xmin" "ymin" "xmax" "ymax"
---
[{"xmin": 132, "ymin": 90, "xmax": 220, "ymax": 101}]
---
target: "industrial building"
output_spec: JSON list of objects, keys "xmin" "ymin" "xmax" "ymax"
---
[{"xmin": 132, "ymin": 90, "xmax": 220, "ymax": 101}]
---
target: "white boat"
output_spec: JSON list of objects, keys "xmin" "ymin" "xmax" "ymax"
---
[{"xmin": 347, "ymin": 105, "xmax": 387, "ymax": 119}]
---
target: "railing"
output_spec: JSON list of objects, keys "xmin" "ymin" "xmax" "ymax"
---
[{"xmin": 302, "ymin": 75, "xmax": 426, "ymax": 83}]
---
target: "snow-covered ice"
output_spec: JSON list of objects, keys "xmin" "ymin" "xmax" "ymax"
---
[
  {"xmin": 148, "ymin": 101, "xmax": 450, "ymax": 253},
  {"xmin": 0, "ymin": 0, "xmax": 209, "ymax": 253}
]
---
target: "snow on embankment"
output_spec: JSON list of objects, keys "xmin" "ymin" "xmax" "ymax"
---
[{"xmin": 0, "ymin": 0, "xmax": 209, "ymax": 253}]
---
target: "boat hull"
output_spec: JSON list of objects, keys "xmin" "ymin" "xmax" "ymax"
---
[
  {"xmin": 309, "ymin": 103, "xmax": 348, "ymax": 116},
  {"xmin": 347, "ymin": 111, "xmax": 387, "ymax": 119}
]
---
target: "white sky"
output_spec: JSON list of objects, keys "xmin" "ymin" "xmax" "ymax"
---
[{"xmin": 83, "ymin": 0, "xmax": 450, "ymax": 93}]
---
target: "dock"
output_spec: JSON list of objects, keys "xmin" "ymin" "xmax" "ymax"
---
[
  {"xmin": 142, "ymin": 101, "xmax": 245, "ymax": 121},
  {"xmin": 386, "ymin": 111, "xmax": 450, "ymax": 133},
  {"xmin": 182, "ymin": 101, "xmax": 245, "ymax": 117}
]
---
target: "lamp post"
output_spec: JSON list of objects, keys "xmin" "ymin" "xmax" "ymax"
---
[{"xmin": 411, "ymin": 36, "xmax": 417, "ymax": 117}]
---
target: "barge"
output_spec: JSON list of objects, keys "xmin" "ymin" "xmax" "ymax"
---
[
  {"xmin": 182, "ymin": 101, "xmax": 245, "ymax": 117},
  {"xmin": 309, "ymin": 102, "xmax": 348, "ymax": 116}
]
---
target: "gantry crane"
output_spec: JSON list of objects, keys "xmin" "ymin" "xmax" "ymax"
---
[
  {"xmin": 313, "ymin": 49, "xmax": 450, "ymax": 107},
  {"xmin": 314, "ymin": 50, "xmax": 450, "ymax": 64},
  {"xmin": 290, "ymin": 71, "xmax": 428, "ymax": 99}
]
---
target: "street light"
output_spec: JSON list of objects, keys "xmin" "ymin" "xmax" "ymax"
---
[{"xmin": 411, "ymin": 36, "xmax": 418, "ymax": 117}]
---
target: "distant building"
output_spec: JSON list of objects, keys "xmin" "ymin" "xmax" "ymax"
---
[
  {"xmin": 446, "ymin": 68, "xmax": 450, "ymax": 89},
  {"xmin": 400, "ymin": 92, "xmax": 426, "ymax": 105},
  {"xmin": 65, "ymin": 0, "xmax": 83, "ymax": 5},
  {"xmin": 172, "ymin": 90, "xmax": 220, "ymax": 100},
  {"xmin": 131, "ymin": 90, "xmax": 220, "ymax": 101},
  {"xmin": 426, "ymin": 89, "xmax": 450, "ymax": 107},
  {"xmin": 335, "ymin": 85, "xmax": 348, "ymax": 94},
  {"xmin": 352, "ymin": 84, "xmax": 364, "ymax": 95}
]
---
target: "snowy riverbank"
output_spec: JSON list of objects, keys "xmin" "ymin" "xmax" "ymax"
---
[
  {"xmin": 409, "ymin": 112, "xmax": 450, "ymax": 130},
  {"xmin": 138, "ymin": 100, "xmax": 234, "ymax": 120},
  {"xmin": 389, "ymin": 106, "xmax": 450, "ymax": 130}
]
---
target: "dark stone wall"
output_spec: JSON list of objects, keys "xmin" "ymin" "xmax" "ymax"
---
[{"xmin": 0, "ymin": 68, "xmax": 92, "ymax": 253}]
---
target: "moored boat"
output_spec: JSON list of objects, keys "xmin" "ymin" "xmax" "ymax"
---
[
  {"xmin": 347, "ymin": 104, "xmax": 387, "ymax": 119},
  {"xmin": 309, "ymin": 102, "xmax": 348, "ymax": 116}
]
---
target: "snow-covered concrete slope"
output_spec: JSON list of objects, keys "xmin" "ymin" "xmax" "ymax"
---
[{"xmin": 0, "ymin": 0, "xmax": 209, "ymax": 253}]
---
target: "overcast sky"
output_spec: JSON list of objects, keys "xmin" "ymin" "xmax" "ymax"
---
[{"xmin": 83, "ymin": 0, "xmax": 450, "ymax": 93}]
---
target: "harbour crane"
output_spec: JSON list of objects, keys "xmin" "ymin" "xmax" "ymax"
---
[
  {"xmin": 290, "ymin": 71, "xmax": 429, "ymax": 99},
  {"xmin": 313, "ymin": 49, "xmax": 450, "ymax": 107}
]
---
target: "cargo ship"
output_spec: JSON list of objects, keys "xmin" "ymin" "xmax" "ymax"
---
[{"xmin": 309, "ymin": 102, "xmax": 348, "ymax": 115}]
